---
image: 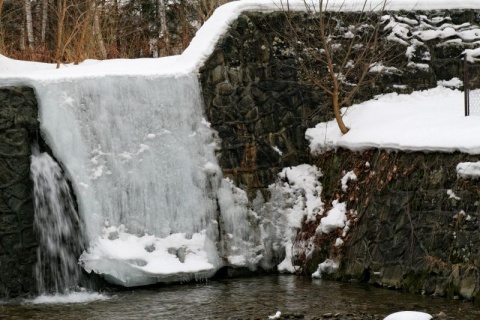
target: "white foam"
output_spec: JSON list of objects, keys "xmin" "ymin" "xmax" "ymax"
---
[{"xmin": 29, "ymin": 291, "xmax": 110, "ymax": 304}]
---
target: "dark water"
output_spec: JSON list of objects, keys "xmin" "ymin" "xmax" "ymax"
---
[{"xmin": 1, "ymin": 275, "xmax": 479, "ymax": 319}]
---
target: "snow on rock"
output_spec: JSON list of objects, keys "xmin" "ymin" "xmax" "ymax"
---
[
  {"xmin": 341, "ymin": 170, "xmax": 357, "ymax": 192},
  {"xmin": 316, "ymin": 200, "xmax": 347, "ymax": 234},
  {"xmin": 464, "ymin": 47, "xmax": 480, "ymax": 63},
  {"xmin": 306, "ymin": 86, "xmax": 480, "ymax": 155},
  {"xmin": 2, "ymin": 1, "xmax": 480, "ymax": 82},
  {"xmin": 369, "ymin": 62, "xmax": 399, "ymax": 74},
  {"xmin": 437, "ymin": 77, "xmax": 463, "ymax": 88},
  {"xmin": 447, "ymin": 189, "xmax": 460, "ymax": 200},
  {"xmin": 383, "ymin": 311, "xmax": 432, "ymax": 320},
  {"xmin": 278, "ymin": 165, "xmax": 323, "ymax": 221},
  {"xmin": 80, "ymin": 225, "xmax": 217, "ymax": 287},
  {"xmin": 457, "ymin": 162, "xmax": 480, "ymax": 179},
  {"xmin": 334, "ymin": 238, "xmax": 344, "ymax": 247},
  {"xmin": 312, "ymin": 259, "xmax": 339, "ymax": 279},
  {"xmin": 269, "ymin": 164, "xmax": 323, "ymax": 273},
  {"xmin": 268, "ymin": 311, "xmax": 282, "ymax": 319}
]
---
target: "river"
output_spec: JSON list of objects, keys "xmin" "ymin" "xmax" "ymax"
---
[{"xmin": 1, "ymin": 275, "xmax": 479, "ymax": 319}]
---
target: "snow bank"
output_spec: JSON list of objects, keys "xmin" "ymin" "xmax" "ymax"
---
[{"xmin": 306, "ymin": 86, "xmax": 480, "ymax": 155}]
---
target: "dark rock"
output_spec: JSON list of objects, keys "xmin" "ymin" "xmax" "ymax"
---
[{"xmin": 0, "ymin": 87, "xmax": 39, "ymax": 298}]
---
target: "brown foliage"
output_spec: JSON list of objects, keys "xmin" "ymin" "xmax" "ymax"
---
[{"xmin": 0, "ymin": 0, "xmax": 232, "ymax": 63}]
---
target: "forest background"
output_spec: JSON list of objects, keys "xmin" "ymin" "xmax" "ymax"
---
[{"xmin": 0, "ymin": 0, "xmax": 231, "ymax": 64}]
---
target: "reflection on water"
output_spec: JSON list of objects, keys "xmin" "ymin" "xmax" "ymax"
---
[{"xmin": 1, "ymin": 275, "xmax": 479, "ymax": 319}]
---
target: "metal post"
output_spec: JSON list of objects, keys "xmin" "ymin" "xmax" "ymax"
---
[{"xmin": 464, "ymin": 55, "xmax": 470, "ymax": 116}]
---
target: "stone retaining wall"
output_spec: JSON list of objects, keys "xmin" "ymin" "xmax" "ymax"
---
[
  {"xmin": 200, "ymin": 9, "xmax": 480, "ymax": 198},
  {"xmin": 306, "ymin": 150, "xmax": 480, "ymax": 300},
  {"xmin": 0, "ymin": 87, "xmax": 38, "ymax": 298},
  {"xmin": 200, "ymin": 9, "xmax": 480, "ymax": 299}
]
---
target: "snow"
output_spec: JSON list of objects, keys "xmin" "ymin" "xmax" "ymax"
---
[
  {"xmin": 437, "ymin": 77, "xmax": 463, "ymax": 88},
  {"xmin": 80, "ymin": 226, "xmax": 216, "ymax": 286},
  {"xmin": 457, "ymin": 162, "xmax": 480, "ymax": 179},
  {"xmin": 306, "ymin": 86, "xmax": 480, "ymax": 155},
  {"xmin": 278, "ymin": 165, "xmax": 323, "ymax": 221},
  {"xmin": 269, "ymin": 164, "xmax": 323, "ymax": 273},
  {"xmin": 341, "ymin": 171, "xmax": 357, "ymax": 192},
  {"xmin": 268, "ymin": 311, "xmax": 282, "ymax": 319},
  {"xmin": 312, "ymin": 259, "xmax": 339, "ymax": 279},
  {"xmin": 447, "ymin": 189, "xmax": 460, "ymax": 200},
  {"xmin": 316, "ymin": 200, "xmax": 347, "ymax": 234},
  {"xmin": 383, "ymin": 311, "xmax": 432, "ymax": 320}
]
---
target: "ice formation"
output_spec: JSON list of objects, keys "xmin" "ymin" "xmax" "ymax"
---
[{"xmin": 29, "ymin": 73, "xmax": 318, "ymax": 287}]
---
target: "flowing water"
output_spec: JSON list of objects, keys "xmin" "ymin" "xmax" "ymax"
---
[
  {"xmin": 30, "ymin": 146, "xmax": 84, "ymax": 294},
  {"xmin": 1, "ymin": 275, "xmax": 479, "ymax": 319}
]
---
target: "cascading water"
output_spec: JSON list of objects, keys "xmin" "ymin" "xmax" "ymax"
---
[{"xmin": 31, "ymin": 144, "xmax": 83, "ymax": 294}]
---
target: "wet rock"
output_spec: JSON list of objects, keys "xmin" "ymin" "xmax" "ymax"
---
[{"xmin": 0, "ymin": 87, "xmax": 39, "ymax": 298}]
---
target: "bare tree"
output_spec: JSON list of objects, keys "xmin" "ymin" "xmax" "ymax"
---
[
  {"xmin": 0, "ymin": 0, "xmax": 4, "ymax": 52},
  {"xmin": 41, "ymin": 0, "xmax": 49, "ymax": 43},
  {"xmin": 284, "ymin": 0, "xmax": 397, "ymax": 134},
  {"xmin": 157, "ymin": 0, "xmax": 170, "ymax": 55},
  {"xmin": 92, "ymin": 0, "xmax": 107, "ymax": 59},
  {"xmin": 24, "ymin": 0, "xmax": 34, "ymax": 49}
]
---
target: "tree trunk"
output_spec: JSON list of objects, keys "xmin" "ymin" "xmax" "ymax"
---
[
  {"xmin": 332, "ymin": 86, "xmax": 349, "ymax": 134},
  {"xmin": 20, "ymin": 25, "xmax": 26, "ymax": 51},
  {"xmin": 157, "ymin": 0, "xmax": 170, "ymax": 55},
  {"xmin": 55, "ymin": 0, "xmax": 66, "ymax": 68},
  {"xmin": 92, "ymin": 1, "xmax": 107, "ymax": 59},
  {"xmin": 41, "ymin": 0, "xmax": 48, "ymax": 43},
  {"xmin": 24, "ymin": 0, "xmax": 35, "ymax": 49},
  {"xmin": 0, "ymin": 0, "xmax": 4, "ymax": 52}
]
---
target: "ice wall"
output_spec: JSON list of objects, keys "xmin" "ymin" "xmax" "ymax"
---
[{"xmin": 34, "ymin": 75, "xmax": 226, "ymax": 286}]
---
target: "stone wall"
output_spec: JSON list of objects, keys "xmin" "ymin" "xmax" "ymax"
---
[
  {"xmin": 0, "ymin": 87, "xmax": 38, "ymax": 298},
  {"xmin": 200, "ymin": 9, "xmax": 480, "ymax": 199},
  {"xmin": 200, "ymin": 9, "xmax": 480, "ymax": 299},
  {"xmin": 305, "ymin": 150, "xmax": 480, "ymax": 300}
]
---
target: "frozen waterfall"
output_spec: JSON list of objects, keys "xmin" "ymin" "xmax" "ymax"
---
[{"xmin": 33, "ymin": 74, "xmax": 266, "ymax": 286}]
